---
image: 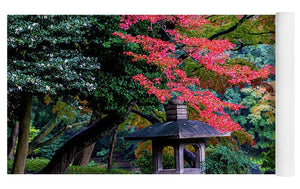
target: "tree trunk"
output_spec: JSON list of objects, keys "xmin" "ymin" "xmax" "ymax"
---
[
  {"xmin": 72, "ymin": 112, "xmax": 99, "ymax": 166},
  {"xmin": 108, "ymin": 128, "xmax": 118, "ymax": 170},
  {"xmin": 7, "ymin": 122, "xmax": 19, "ymax": 159},
  {"xmin": 72, "ymin": 143, "xmax": 95, "ymax": 167},
  {"xmin": 40, "ymin": 111, "xmax": 128, "ymax": 174},
  {"xmin": 12, "ymin": 94, "xmax": 32, "ymax": 174}
]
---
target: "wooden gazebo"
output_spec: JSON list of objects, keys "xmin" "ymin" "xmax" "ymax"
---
[{"xmin": 125, "ymin": 97, "xmax": 230, "ymax": 174}]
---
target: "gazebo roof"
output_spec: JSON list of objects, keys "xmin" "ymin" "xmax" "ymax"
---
[{"xmin": 124, "ymin": 119, "xmax": 230, "ymax": 140}]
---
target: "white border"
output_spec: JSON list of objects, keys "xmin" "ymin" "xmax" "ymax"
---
[
  {"xmin": 276, "ymin": 12, "xmax": 295, "ymax": 176},
  {"xmin": 1, "ymin": 1, "xmax": 300, "ymax": 189}
]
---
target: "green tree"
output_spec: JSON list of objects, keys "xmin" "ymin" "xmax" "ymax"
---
[
  {"xmin": 239, "ymin": 86, "xmax": 275, "ymax": 150},
  {"xmin": 39, "ymin": 15, "xmax": 163, "ymax": 173},
  {"xmin": 8, "ymin": 15, "xmax": 162, "ymax": 173},
  {"xmin": 8, "ymin": 15, "xmax": 101, "ymax": 173}
]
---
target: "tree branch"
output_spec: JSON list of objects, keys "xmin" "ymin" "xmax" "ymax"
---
[
  {"xmin": 205, "ymin": 15, "xmax": 216, "ymax": 20},
  {"xmin": 32, "ymin": 115, "xmax": 61, "ymax": 144},
  {"xmin": 250, "ymin": 31, "xmax": 275, "ymax": 35},
  {"xmin": 40, "ymin": 111, "xmax": 128, "ymax": 173},
  {"xmin": 33, "ymin": 127, "xmax": 67, "ymax": 150},
  {"xmin": 152, "ymin": 110, "xmax": 166, "ymax": 122},
  {"xmin": 131, "ymin": 109, "xmax": 161, "ymax": 124},
  {"xmin": 27, "ymin": 120, "xmax": 89, "ymax": 155},
  {"xmin": 208, "ymin": 15, "xmax": 254, "ymax": 40},
  {"xmin": 156, "ymin": 22, "xmax": 201, "ymax": 64},
  {"xmin": 39, "ymin": 120, "xmax": 89, "ymax": 147}
]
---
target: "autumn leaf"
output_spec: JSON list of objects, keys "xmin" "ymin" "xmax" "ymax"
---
[{"xmin": 44, "ymin": 94, "xmax": 51, "ymax": 105}]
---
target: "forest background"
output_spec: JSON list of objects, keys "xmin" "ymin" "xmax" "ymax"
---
[{"xmin": 6, "ymin": 14, "xmax": 276, "ymax": 175}]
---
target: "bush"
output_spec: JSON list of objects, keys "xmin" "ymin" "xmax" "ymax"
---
[
  {"xmin": 7, "ymin": 158, "xmax": 50, "ymax": 174},
  {"xmin": 7, "ymin": 158, "xmax": 133, "ymax": 174},
  {"xmin": 131, "ymin": 152, "xmax": 153, "ymax": 174},
  {"xmin": 133, "ymin": 145, "xmax": 254, "ymax": 174},
  {"xmin": 66, "ymin": 166, "xmax": 131, "ymax": 174},
  {"xmin": 205, "ymin": 145, "xmax": 255, "ymax": 174},
  {"xmin": 87, "ymin": 160, "xmax": 98, "ymax": 167},
  {"xmin": 261, "ymin": 144, "xmax": 275, "ymax": 171},
  {"xmin": 132, "ymin": 150, "xmax": 176, "ymax": 174}
]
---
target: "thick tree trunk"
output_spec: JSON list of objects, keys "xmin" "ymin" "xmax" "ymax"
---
[
  {"xmin": 72, "ymin": 112, "xmax": 98, "ymax": 166},
  {"xmin": 108, "ymin": 128, "xmax": 118, "ymax": 170},
  {"xmin": 72, "ymin": 143, "xmax": 95, "ymax": 167},
  {"xmin": 12, "ymin": 94, "xmax": 32, "ymax": 174},
  {"xmin": 40, "ymin": 111, "xmax": 128, "ymax": 174},
  {"xmin": 7, "ymin": 122, "xmax": 19, "ymax": 159}
]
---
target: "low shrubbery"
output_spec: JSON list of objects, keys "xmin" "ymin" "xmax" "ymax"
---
[
  {"xmin": 133, "ymin": 144, "xmax": 255, "ymax": 174},
  {"xmin": 261, "ymin": 144, "xmax": 275, "ymax": 171},
  {"xmin": 66, "ymin": 166, "xmax": 130, "ymax": 174},
  {"xmin": 131, "ymin": 152, "xmax": 153, "ymax": 174},
  {"xmin": 7, "ymin": 158, "xmax": 50, "ymax": 174},
  {"xmin": 7, "ymin": 158, "xmax": 132, "ymax": 174},
  {"xmin": 205, "ymin": 145, "xmax": 255, "ymax": 174}
]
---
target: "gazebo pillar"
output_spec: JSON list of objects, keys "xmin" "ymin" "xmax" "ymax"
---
[
  {"xmin": 193, "ymin": 142, "xmax": 206, "ymax": 173},
  {"xmin": 152, "ymin": 141, "xmax": 163, "ymax": 174},
  {"xmin": 174, "ymin": 143, "xmax": 185, "ymax": 174},
  {"xmin": 200, "ymin": 142, "xmax": 205, "ymax": 165}
]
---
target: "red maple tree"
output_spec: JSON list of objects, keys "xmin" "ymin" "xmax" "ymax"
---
[{"xmin": 114, "ymin": 15, "xmax": 275, "ymax": 132}]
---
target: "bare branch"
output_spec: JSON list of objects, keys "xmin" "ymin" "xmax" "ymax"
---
[
  {"xmin": 29, "ymin": 116, "xmax": 61, "ymax": 147},
  {"xmin": 156, "ymin": 22, "xmax": 201, "ymax": 64},
  {"xmin": 250, "ymin": 31, "xmax": 275, "ymax": 35},
  {"xmin": 208, "ymin": 15, "xmax": 254, "ymax": 40},
  {"xmin": 131, "ymin": 109, "xmax": 161, "ymax": 124},
  {"xmin": 205, "ymin": 15, "xmax": 216, "ymax": 19},
  {"xmin": 39, "ymin": 120, "xmax": 89, "ymax": 146}
]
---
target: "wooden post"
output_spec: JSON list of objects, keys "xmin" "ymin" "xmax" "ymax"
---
[
  {"xmin": 152, "ymin": 141, "xmax": 163, "ymax": 174},
  {"xmin": 199, "ymin": 142, "xmax": 205, "ymax": 174},
  {"xmin": 174, "ymin": 143, "xmax": 184, "ymax": 174}
]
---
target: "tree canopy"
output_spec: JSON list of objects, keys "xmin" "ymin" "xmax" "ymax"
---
[{"xmin": 113, "ymin": 15, "xmax": 275, "ymax": 132}]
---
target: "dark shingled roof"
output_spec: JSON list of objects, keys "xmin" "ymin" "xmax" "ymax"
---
[{"xmin": 124, "ymin": 120, "xmax": 230, "ymax": 140}]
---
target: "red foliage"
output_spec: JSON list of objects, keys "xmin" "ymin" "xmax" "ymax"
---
[{"xmin": 114, "ymin": 15, "xmax": 275, "ymax": 132}]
